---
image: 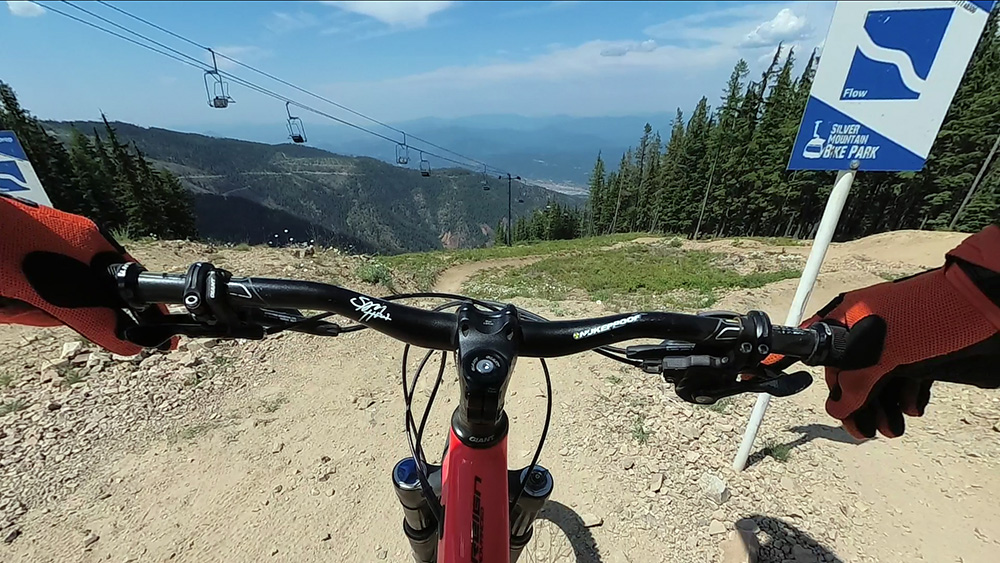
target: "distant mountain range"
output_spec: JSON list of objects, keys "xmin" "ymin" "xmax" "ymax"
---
[
  {"xmin": 185, "ymin": 113, "xmax": 676, "ymax": 190},
  {"xmin": 43, "ymin": 120, "xmax": 581, "ymax": 254}
]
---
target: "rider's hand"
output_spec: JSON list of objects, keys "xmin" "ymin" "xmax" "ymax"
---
[
  {"xmin": 0, "ymin": 193, "xmax": 176, "ymax": 355},
  {"xmin": 770, "ymin": 225, "xmax": 1000, "ymax": 439}
]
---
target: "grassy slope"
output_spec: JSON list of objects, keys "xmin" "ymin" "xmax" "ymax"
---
[
  {"xmin": 383, "ymin": 233, "xmax": 802, "ymax": 309},
  {"xmin": 383, "ymin": 233, "xmax": 645, "ymax": 289}
]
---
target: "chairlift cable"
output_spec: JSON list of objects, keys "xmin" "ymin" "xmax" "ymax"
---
[
  {"xmin": 36, "ymin": 2, "xmax": 208, "ymax": 74},
  {"xmin": 58, "ymin": 1, "xmax": 211, "ymax": 71},
  {"xmin": 91, "ymin": 0, "xmax": 510, "ymax": 175},
  {"xmin": 39, "ymin": 0, "xmax": 522, "ymax": 179}
]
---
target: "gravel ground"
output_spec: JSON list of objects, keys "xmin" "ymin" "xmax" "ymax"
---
[{"xmin": 1, "ymin": 235, "xmax": 999, "ymax": 562}]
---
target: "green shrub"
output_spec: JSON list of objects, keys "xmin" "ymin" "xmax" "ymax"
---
[{"xmin": 356, "ymin": 260, "xmax": 395, "ymax": 290}]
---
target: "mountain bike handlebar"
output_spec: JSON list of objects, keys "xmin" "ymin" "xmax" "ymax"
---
[
  {"xmin": 113, "ymin": 261, "xmax": 849, "ymax": 562},
  {"xmin": 117, "ymin": 265, "xmax": 846, "ymax": 368}
]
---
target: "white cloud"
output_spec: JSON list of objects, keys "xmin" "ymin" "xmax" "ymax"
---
[
  {"xmin": 305, "ymin": 2, "xmax": 833, "ymax": 121},
  {"xmin": 315, "ymin": 38, "xmax": 737, "ymax": 121},
  {"xmin": 267, "ymin": 11, "xmax": 321, "ymax": 34},
  {"xmin": 739, "ymin": 8, "xmax": 809, "ymax": 48},
  {"xmin": 600, "ymin": 39, "xmax": 658, "ymax": 58},
  {"xmin": 6, "ymin": 0, "xmax": 44, "ymax": 17},
  {"xmin": 499, "ymin": 1, "xmax": 579, "ymax": 20},
  {"xmin": 320, "ymin": 1, "xmax": 454, "ymax": 28},
  {"xmin": 27, "ymin": 1, "xmax": 833, "ymax": 129}
]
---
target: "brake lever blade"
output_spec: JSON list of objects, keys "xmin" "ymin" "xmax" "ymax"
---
[
  {"xmin": 673, "ymin": 367, "xmax": 813, "ymax": 405},
  {"xmin": 745, "ymin": 370, "xmax": 813, "ymax": 397}
]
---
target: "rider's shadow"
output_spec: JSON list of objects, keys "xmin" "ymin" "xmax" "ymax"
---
[
  {"xmin": 741, "ymin": 515, "xmax": 844, "ymax": 563},
  {"xmin": 746, "ymin": 424, "xmax": 864, "ymax": 468}
]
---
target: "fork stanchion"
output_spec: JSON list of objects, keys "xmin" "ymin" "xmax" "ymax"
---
[
  {"xmin": 509, "ymin": 466, "xmax": 554, "ymax": 563},
  {"xmin": 392, "ymin": 458, "xmax": 440, "ymax": 562}
]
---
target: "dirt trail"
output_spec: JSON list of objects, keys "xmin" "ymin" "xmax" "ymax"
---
[
  {"xmin": 3, "ymin": 231, "xmax": 999, "ymax": 563},
  {"xmin": 431, "ymin": 235, "xmax": 668, "ymax": 294},
  {"xmin": 432, "ymin": 256, "xmax": 543, "ymax": 293}
]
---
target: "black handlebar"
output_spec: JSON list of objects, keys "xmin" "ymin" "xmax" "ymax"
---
[{"xmin": 120, "ymin": 266, "xmax": 846, "ymax": 367}]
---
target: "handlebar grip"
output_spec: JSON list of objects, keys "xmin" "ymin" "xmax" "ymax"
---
[
  {"xmin": 826, "ymin": 324, "xmax": 848, "ymax": 364},
  {"xmin": 770, "ymin": 322, "xmax": 850, "ymax": 367}
]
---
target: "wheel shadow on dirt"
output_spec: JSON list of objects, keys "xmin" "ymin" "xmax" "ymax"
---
[
  {"xmin": 741, "ymin": 515, "xmax": 844, "ymax": 563},
  {"xmin": 745, "ymin": 424, "xmax": 864, "ymax": 468},
  {"xmin": 534, "ymin": 500, "xmax": 603, "ymax": 562}
]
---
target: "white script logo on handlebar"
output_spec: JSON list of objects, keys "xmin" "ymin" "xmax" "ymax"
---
[
  {"xmin": 350, "ymin": 296, "xmax": 393, "ymax": 323},
  {"xmin": 572, "ymin": 314, "xmax": 641, "ymax": 340}
]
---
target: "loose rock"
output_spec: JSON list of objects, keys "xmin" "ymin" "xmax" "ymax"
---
[
  {"xmin": 699, "ymin": 472, "xmax": 731, "ymax": 505},
  {"xmin": 580, "ymin": 513, "xmax": 603, "ymax": 528},
  {"xmin": 709, "ymin": 519, "xmax": 728, "ymax": 535},
  {"xmin": 649, "ymin": 473, "xmax": 664, "ymax": 493},
  {"xmin": 61, "ymin": 341, "xmax": 83, "ymax": 359}
]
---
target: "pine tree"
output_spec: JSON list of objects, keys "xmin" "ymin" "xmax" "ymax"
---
[
  {"xmin": 582, "ymin": 15, "xmax": 1000, "ymax": 244},
  {"xmin": 587, "ymin": 152, "xmax": 610, "ymax": 234},
  {"xmin": 655, "ymin": 109, "xmax": 686, "ymax": 233},
  {"xmin": 0, "ymin": 81, "xmax": 78, "ymax": 209},
  {"xmin": 923, "ymin": 11, "xmax": 1000, "ymax": 230},
  {"xmin": 675, "ymin": 97, "xmax": 711, "ymax": 236},
  {"xmin": 68, "ymin": 128, "xmax": 115, "ymax": 224}
]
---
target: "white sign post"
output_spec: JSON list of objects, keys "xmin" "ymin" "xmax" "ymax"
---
[
  {"xmin": 0, "ymin": 130, "xmax": 53, "ymax": 207},
  {"xmin": 733, "ymin": 0, "xmax": 996, "ymax": 471}
]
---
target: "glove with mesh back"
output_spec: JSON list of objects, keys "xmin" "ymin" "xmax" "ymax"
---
[
  {"xmin": 767, "ymin": 225, "xmax": 1000, "ymax": 439},
  {"xmin": 0, "ymin": 193, "xmax": 176, "ymax": 355}
]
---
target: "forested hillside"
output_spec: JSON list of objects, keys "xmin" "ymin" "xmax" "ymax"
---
[
  {"xmin": 588, "ymin": 12, "xmax": 1000, "ymax": 240},
  {"xmin": 0, "ymin": 82, "xmax": 196, "ymax": 240},
  {"xmin": 41, "ymin": 120, "xmax": 579, "ymax": 254}
]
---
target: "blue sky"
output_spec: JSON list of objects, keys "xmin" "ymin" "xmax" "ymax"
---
[{"xmin": 2, "ymin": 1, "xmax": 835, "ymax": 130}]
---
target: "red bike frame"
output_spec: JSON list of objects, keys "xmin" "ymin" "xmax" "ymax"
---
[{"xmin": 438, "ymin": 430, "xmax": 510, "ymax": 562}]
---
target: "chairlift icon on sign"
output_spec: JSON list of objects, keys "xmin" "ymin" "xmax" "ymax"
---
[{"xmin": 802, "ymin": 120, "xmax": 825, "ymax": 159}]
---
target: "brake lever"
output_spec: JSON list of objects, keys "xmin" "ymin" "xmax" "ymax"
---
[
  {"xmin": 672, "ymin": 363, "xmax": 813, "ymax": 405},
  {"xmin": 248, "ymin": 308, "xmax": 343, "ymax": 337}
]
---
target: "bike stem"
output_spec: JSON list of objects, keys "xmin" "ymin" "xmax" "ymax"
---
[
  {"xmin": 452, "ymin": 303, "xmax": 519, "ymax": 446},
  {"xmin": 391, "ymin": 303, "xmax": 554, "ymax": 562}
]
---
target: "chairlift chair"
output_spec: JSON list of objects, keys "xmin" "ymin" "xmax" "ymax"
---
[
  {"xmin": 396, "ymin": 133, "xmax": 410, "ymax": 165},
  {"xmin": 419, "ymin": 152, "xmax": 431, "ymax": 177},
  {"xmin": 204, "ymin": 49, "xmax": 235, "ymax": 109},
  {"xmin": 285, "ymin": 102, "xmax": 307, "ymax": 143}
]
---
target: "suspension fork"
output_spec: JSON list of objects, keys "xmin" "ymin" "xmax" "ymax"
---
[{"xmin": 391, "ymin": 456, "xmax": 554, "ymax": 563}]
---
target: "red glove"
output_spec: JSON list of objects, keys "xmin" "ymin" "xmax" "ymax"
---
[
  {"xmin": 0, "ymin": 193, "xmax": 176, "ymax": 355},
  {"xmin": 770, "ymin": 226, "xmax": 1000, "ymax": 439}
]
